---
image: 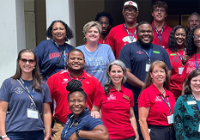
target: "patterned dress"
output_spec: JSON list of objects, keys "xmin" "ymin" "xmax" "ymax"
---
[{"xmin": 174, "ymin": 94, "xmax": 200, "ymax": 140}]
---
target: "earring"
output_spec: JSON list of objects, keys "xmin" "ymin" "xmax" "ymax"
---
[{"xmin": 83, "ymin": 37, "xmax": 86, "ymax": 42}]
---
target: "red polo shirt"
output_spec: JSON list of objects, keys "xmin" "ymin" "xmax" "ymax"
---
[
  {"xmin": 47, "ymin": 69, "xmax": 101, "ymax": 123},
  {"xmin": 152, "ymin": 22, "xmax": 172, "ymax": 49},
  {"xmin": 93, "ymin": 86, "xmax": 135, "ymax": 139},
  {"xmin": 166, "ymin": 49, "xmax": 185, "ymax": 98},
  {"xmin": 138, "ymin": 84, "xmax": 176, "ymax": 126}
]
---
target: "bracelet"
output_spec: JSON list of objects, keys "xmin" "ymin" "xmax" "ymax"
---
[
  {"xmin": 76, "ymin": 130, "xmax": 80, "ymax": 138},
  {"xmin": 0, "ymin": 135, "xmax": 7, "ymax": 140}
]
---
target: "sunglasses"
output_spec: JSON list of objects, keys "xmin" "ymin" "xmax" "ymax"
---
[{"xmin": 20, "ymin": 59, "xmax": 35, "ymax": 64}]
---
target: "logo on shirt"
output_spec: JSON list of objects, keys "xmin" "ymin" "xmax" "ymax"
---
[
  {"xmin": 122, "ymin": 36, "xmax": 137, "ymax": 44},
  {"xmin": 62, "ymin": 78, "xmax": 68, "ymax": 84},
  {"xmin": 155, "ymin": 96, "xmax": 162, "ymax": 102},
  {"xmin": 15, "ymin": 87, "xmax": 23, "ymax": 94},
  {"xmin": 107, "ymin": 94, "xmax": 116, "ymax": 101},
  {"xmin": 136, "ymin": 51, "xmax": 144, "ymax": 54}
]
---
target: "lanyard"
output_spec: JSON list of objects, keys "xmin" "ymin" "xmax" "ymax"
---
[
  {"xmin": 159, "ymin": 95, "xmax": 172, "ymax": 114},
  {"xmin": 54, "ymin": 41, "xmax": 67, "ymax": 69},
  {"xmin": 191, "ymin": 94, "xmax": 200, "ymax": 112},
  {"xmin": 195, "ymin": 54, "xmax": 200, "ymax": 69},
  {"xmin": 66, "ymin": 69, "xmax": 84, "ymax": 82},
  {"xmin": 176, "ymin": 48, "xmax": 186, "ymax": 60},
  {"xmin": 19, "ymin": 78, "xmax": 34, "ymax": 98},
  {"xmin": 154, "ymin": 24, "xmax": 165, "ymax": 45},
  {"xmin": 64, "ymin": 115, "xmax": 74, "ymax": 137},
  {"xmin": 124, "ymin": 23, "xmax": 137, "ymax": 42},
  {"xmin": 137, "ymin": 42, "xmax": 152, "ymax": 63}
]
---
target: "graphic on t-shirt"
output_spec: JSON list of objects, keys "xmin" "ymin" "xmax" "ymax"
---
[
  {"xmin": 107, "ymin": 94, "xmax": 116, "ymax": 101},
  {"xmin": 14, "ymin": 87, "xmax": 23, "ymax": 94},
  {"xmin": 171, "ymin": 55, "xmax": 182, "ymax": 64},
  {"xmin": 155, "ymin": 96, "xmax": 162, "ymax": 102},
  {"xmin": 49, "ymin": 52, "xmax": 69, "ymax": 59},
  {"xmin": 122, "ymin": 36, "xmax": 137, "ymax": 45}
]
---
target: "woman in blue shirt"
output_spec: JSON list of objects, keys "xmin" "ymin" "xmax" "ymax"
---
[{"xmin": 61, "ymin": 80, "xmax": 109, "ymax": 140}]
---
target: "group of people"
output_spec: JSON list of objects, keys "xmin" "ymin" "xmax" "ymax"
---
[{"xmin": 1, "ymin": 0, "xmax": 200, "ymax": 140}]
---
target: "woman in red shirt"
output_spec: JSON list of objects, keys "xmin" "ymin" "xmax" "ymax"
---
[
  {"xmin": 138, "ymin": 60, "xmax": 176, "ymax": 140},
  {"xmin": 91, "ymin": 60, "xmax": 139, "ymax": 140}
]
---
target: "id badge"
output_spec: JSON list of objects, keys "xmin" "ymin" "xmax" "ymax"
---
[
  {"xmin": 187, "ymin": 101, "xmax": 196, "ymax": 105},
  {"xmin": 146, "ymin": 64, "xmax": 151, "ymax": 72},
  {"xmin": 199, "ymin": 124, "xmax": 200, "ymax": 132},
  {"xmin": 178, "ymin": 67, "xmax": 184, "ymax": 75},
  {"xmin": 27, "ymin": 108, "xmax": 38, "ymax": 119},
  {"xmin": 167, "ymin": 114, "xmax": 174, "ymax": 124}
]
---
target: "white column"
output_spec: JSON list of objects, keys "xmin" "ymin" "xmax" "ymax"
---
[
  {"xmin": 0, "ymin": 0, "xmax": 26, "ymax": 86},
  {"xmin": 45, "ymin": 0, "xmax": 76, "ymax": 46}
]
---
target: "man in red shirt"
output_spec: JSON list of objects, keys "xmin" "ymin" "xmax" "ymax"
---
[
  {"xmin": 106, "ymin": 1, "xmax": 139, "ymax": 59},
  {"xmin": 151, "ymin": 1, "xmax": 172, "ymax": 49},
  {"xmin": 47, "ymin": 49, "xmax": 101, "ymax": 140}
]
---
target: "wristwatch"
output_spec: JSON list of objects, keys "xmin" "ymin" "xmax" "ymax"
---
[
  {"xmin": 0, "ymin": 135, "xmax": 7, "ymax": 140},
  {"xmin": 76, "ymin": 130, "xmax": 80, "ymax": 138}
]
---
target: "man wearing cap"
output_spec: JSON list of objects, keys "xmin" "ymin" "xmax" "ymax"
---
[
  {"xmin": 106, "ymin": 1, "xmax": 139, "ymax": 59},
  {"xmin": 151, "ymin": 1, "xmax": 172, "ymax": 49},
  {"xmin": 188, "ymin": 12, "xmax": 200, "ymax": 31}
]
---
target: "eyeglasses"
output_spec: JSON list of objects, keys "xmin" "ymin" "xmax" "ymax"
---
[
  {"xmin": 123, "ymin": 9, "xmax": 137, "ymax": 13},
  {"xmin": 20, "ymin": 59, "xmax": 35, "ymax": 64},
  {"xmin": 154, "ymin": 8, "xmax": 165, "ymax": 13},
  {"xmin": 193, "ymin": 35, "xmax": 200, "ymax": 40}
]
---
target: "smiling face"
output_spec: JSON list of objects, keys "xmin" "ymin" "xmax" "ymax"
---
[
  {"xmin": 175, "ymin": 28, "xmax": 186, "ymax": 47},
  {"xmin": 152, "ymin": 7, "xmax": 167, "ymax": 22},
  {"xmin": 19, "ymin": 52, "xmax": 36, "ymax": 74},
  {"xmin": 137, "ymin": 24, "xmax": 153, "ymax": 44},
  {"xmin": 194, "ymin": 28, "xmax": 200, "ymax": 49},
  {"xmin": 52, "ymin": 22, "xmax": 66, "ymax": 42},
  {"xmin": 190, "ymin": 75, "xmax": 200, "ymax": 94},
  {"xmin": 122, "ymin": 6, "xmax": 138, "ymax": 24},
  {"xmin": 150, "ymin": 65, "xmax": 166, "ymax": 87},
  {"xmin": 85, "ymin": 26, "xmax": 100, "ymax": 43},
  {"xmin": 189, "ymin": 14, "xmax": 200, "ymax": 30},
  {"xmin": 69, "ymin": 91, "xmax": 86, "ymax": 117},
  {"xmin": 108, "ymin": 65, "xmax": 124, "ymax": 87},
  {"xmin": 67, "ymin": 51, "xmax": 85, "ymax": 72}
]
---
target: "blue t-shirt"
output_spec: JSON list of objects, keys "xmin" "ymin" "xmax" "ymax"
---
[
  {"xmin": 34, "ymin": 40, "xmax": 74, "ymax": 81},
  {"xmin": 77, "ymin": 44, "xmax": 115, "ymax": 85},
  {"xmin": 61, "ymin": 108, "xmax": 103, "ymax": 140},
  {"xmin": 0, "ymin": 78, "xmax": 52, "ymax": 132},
  {"xmin": 119, "ymin": 42, "xmax": 172, "ymax": 102}
]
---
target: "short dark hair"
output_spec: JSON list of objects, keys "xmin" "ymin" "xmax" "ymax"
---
[
  {"xmin": 95, "ymin": 11, "xmax": 113, "ymax": 25},
  {"xmin": 68, "ymin": 49, "xmax": 85, "ymax": 60},
  {"xmin": 151, "ymin": 1, "xmax": 168, "ymax": 14},
  {"xmin": 184, "ymin": 69, "xmax": 200, "ymax": 95},
  {"xmin": 46, "ymin": 20, "xmax": 73, "ymax": 41},
  {"xmin": 186, "ymin": 27, "xmax": 200, "ymax": 56},
  {"xmin": 168, "ymin": 25, "xmax": 188, "ymax": 52},
  {"xmin": 66, "ymin": 80, "xmax": 87, "ymax": 102},
  {"xmin": 136, "ymin": 21, "xmax": 152, "ymax": 33}
]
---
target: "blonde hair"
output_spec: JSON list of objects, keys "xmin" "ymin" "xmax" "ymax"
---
[{"xmin": 82, "ymin": 21, "xmax": 102, "ymax": 35}]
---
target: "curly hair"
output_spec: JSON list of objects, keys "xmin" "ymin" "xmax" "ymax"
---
[
  {"xmin": 46, "ymin": 20, "xmax": 73, "ymax": 41},
  {"xmin": 66, "ymin": 79, "xmax": 87, "ymax": 102},
  {"xmin": 186, "ymin": 27, "xmax": 200, "ymax": 56},
  {"xmin": 168, "ymin": 25, "xmax": 188, "ymax": 52},
  {"xmin": 95, "ymin": 11, "xmax": 113, "ymax": 26}
]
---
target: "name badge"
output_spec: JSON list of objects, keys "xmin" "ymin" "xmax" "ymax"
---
[
  {"xmin": 178, "ymin": 67, "xmax": 184, "ymax": 75},
  {"xmin": 146, "ymin": 64, "xmax": 151, "ymax": 72},
  {"xmin": 187, "ymin": 101, "xmax": 197, "ymax": 105},
  {"xmin": 123, "ymin": 94, "xmax": 129, "ymax": 100},
  {"xmin": 167, "ymin": 114, "xmax": 174, "ymax": 124},
  {"xmin": 27, "ymin": 108, "xmax": 38, "ymax": 119}
]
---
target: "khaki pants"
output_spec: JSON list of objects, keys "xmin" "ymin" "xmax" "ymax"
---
[{"xmin": 52, "ymin": 120, "xmax": 65, "ymax": 140}]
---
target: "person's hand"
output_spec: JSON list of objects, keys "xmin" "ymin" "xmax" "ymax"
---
[
  {"xmin": 68, "ymin": 132, "xmax": 78, "ymax": 140},
  {"xmin": 3, "ymin": 137, "xmax": 10, "ymax": 140},
  {"xmin": 51, "ymin": 128, "xmax": 58, "ymax": 135},
  {"xmin": 91, "ymin": 111, "xmax": 100, "ymax": 118},
  {"xmin": 44, "ymin": 134, "xmax": 52, "ymax": 140},
  {"xmin": 135, "ymin": 133, "xmax": 139, "ymax": 140},
  {"xmin": 182, "ymin": 55, "xmax": 191, "ymax": 65}
]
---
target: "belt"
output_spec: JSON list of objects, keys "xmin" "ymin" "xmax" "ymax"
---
[
  {"xmin": 55, "ymin": 118, "xmax": 65, "ymax": 126},
  {"xmin": 148, "ymin": 124, "xmax": 173, "ymax": 130}
]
